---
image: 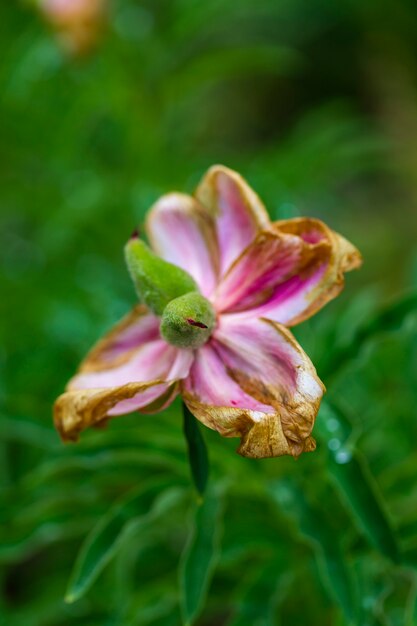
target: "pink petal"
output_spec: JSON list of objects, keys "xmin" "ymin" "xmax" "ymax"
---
[
  {"xmin": 250, "ymin": 219, "xmax": 362, "ymax": 325},
  {"xmin": 81, "ymin": 307, "xmax": 161, "ymax": 370},
  {"xmin": 71, "ymin": 340, "xmax": 177, "ymax": 390},
  {"xmin": 146, "ymin": 193, "xmax": 219, "ymax": 298},
  {"xmin": 107, "ymin": 347, "xmax": 194, "ymax": 416},
  {"xmin": 232, "ymin": 264, "xmax": 329, "ymax": 325},
  {"xmin": 71, "ymin": 339, "xmax": 193, "ymax": 416},
  {"xmin": 214, "ymin": 218, "xmax": 362, "ymax": 326},
  {"xmin": 183, "ymin": 343, "xmax": 275, "ymax": 415},
  {"xmin": 54, "ymin": 306, "xmax": 194, "ymax": 441},
  {"xmin": 195, "ymin": 165, "xmax": 270, "ymax": 276},
  {"xmin": 105, "ymin": 384, "xmax": 171, "ymax": 415},
  {"xmin": 182, "ymin": 316, "xmax": 324, "ymax": 458},
  {"xmin": 213, "ymin": 316, "xmax": 323, "ymax": 402},
  {"xmin": 214, "ymin": 230, "xmax": 306, "ymax": 313},
  {"xmin": 145, "ymin": 166, "xmax": 271, "ymax": 297}
]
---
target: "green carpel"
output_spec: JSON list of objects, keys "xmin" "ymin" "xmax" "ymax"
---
[
  {"xmin": 161, "ymin": 292, "xmax": 216, "ymax": 349},
  {"xmin": 124, "ymin": 237, "xmax": 198, "ymax": 315}
]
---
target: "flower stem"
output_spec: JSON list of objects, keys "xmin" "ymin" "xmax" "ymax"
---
[{"xmin": 182, "ymin": 402, "xmax": 209, "ymax": 498}]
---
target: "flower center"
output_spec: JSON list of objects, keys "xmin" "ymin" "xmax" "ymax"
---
[{"xmin": 160, "ymin": 291, "xmax": 216, "ymax": 349}]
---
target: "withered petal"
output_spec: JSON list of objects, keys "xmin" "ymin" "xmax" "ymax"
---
[
  {"xmin": 214, "ymin": 228, "xmax": 331, "ymax": 314},
  {"xmin": 214, "ymin": 216, "xmax": 361, "ymax": 326},
  {"xmin": 53, "ymin": 305, "xmax": 193, "ymax": 442},
  {"xmin": 195, "ymin": 165, "xmax": 271, "ymax": 275},
  {"xmin": 78, "ymin": 304, "xmax": 160, "ymax": 373},
  {"xmin": 181, "ymin": 318, "xmax": 324, "ymax": 459},
  {"xmin": 145, "ymin": 193, "xmax": 220, "ymax": 298},
  {"xmin": 271, "ymin": 217, "xmax": 362, "ymax": 325},
  {"xmin": 54, "ymin": 381, "xmax": 177, "ymax": 442},
  {"xmin": 181, "ymin": 393, "xmax": 291, "ymax": 459}
]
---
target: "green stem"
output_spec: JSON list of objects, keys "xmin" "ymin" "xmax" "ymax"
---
[{"xmin": 182, "ymin": 402, "xmax": 209, "ymax": 498}]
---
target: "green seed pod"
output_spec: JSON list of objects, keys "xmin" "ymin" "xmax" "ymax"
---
[
  {"xmin": 125, "ymin": 234, "xmax": 198, "ymax": 315},
  {"xmin": 160, "ymin": 291, "xmax": 216, "ymax": 349}
]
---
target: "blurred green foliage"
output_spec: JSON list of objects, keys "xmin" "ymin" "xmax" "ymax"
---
[{"xmin": 1, "ymin": 0, "xmax": 417, "ymax": 624}]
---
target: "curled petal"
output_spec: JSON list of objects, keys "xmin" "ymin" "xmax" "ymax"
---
[
  {"xmin": 275, "ymin": 217, "xmax": 362, "ymax": 272},
  {"xmin": 54, "ymin": 381, "xmax": 176, "ymax": 442},
  {"xmin": 54, "ymin": 306, "xmax": 194, "ymax": 441},
  {"xmin": 214, "ymin": 229, "xmax": 323, "ymax": 313},
  {"xmin": 78, "ymin": 305, "xmax": 160, "ymax": 372},
  {"xmin": 146, "ymin": 193, "xmax": 219, "ymax": 298},
  {"xmin": 181, "ymin": 343, "xmax": 287, "ymax": 458},
  {"xmin": 183, "ymin": 394, "xmax": 292, "ymax": 459},
  {"xmin": 214, "ymin": 217, "xmax": 362, "ymax": 326},
  {"xmin": 266, "ymin": 218, "xmax": 362, "ymax": 325},
  {"xmin": 145, "ymin": 166, "xmax": 271, "ymax": 294},
  {"xmin": 195, "ymin": 165, "xmax": 270, "ymax": 276},
  {"xmin": 182, "ymin": 317, "xmax": 324, "ymax": 458}
]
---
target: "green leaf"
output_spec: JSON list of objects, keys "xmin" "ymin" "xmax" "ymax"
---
[
  {"xmin": 227, "ymin": 561, "xmax": 286, "ymax": 626},
  {"xmin": 407, "ymin": 573, "xmax": 417, "ymax": 626},
  {"xmin": 180, "ymin": 484, "xmax": 226, "ymax": 625},
  {"xmin": 0, "ymin": 415, "xmax": 58, "ymax": 450},
  {"xmin": 65, "ymin": 478, "xmax": 183, "ymax": 603},
  {"xmin": 358, "ymin": 291, "xmax": 417, "ymax": 335},
  {"xmin": 322, "ymin": 291, "xmax": 417, "ymax": 379},
  {"xmin": 269, "ymin": 479, "xmax": 358, "ymax": 624},
  {"xmin": 316, "ymin": 402, "xmax": 400, "ymax": 563},
  {"xmin": 183, "ymin": 402, "xmax": 209, "ymax": 497},
  {"xmin": 24, "ymin": 448, "xmax": 187, "ymax": 488},
  {"xmin": 353, "ymin": 556, "xmax": 400, "ymax": 626}
]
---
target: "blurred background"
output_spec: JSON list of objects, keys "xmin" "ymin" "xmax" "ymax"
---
[{"xmin": 1, "ymin": 0, "xmax": 417, "ymax": 624}]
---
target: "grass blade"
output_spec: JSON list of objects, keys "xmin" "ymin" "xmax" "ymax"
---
[
  {"xmin": 65, "ymin": 478, "xmax": 180, "ymax": 603},
  {"xmin": 183, "ymin": 402, "xmax": 209, "ymax": 497},
  {"xmin": 228, "ymin": 561, "xmax": 286, "ymax": 626},
  {"xmin": 322, "ymin": 291, "xmax": 417, "ymax": 378},
  {"xmin": 180, "ymin": 483, "xmax": 225, "ymax": 625},
  {"xmin": 317, "ymin": 402, "xmax": 400, "ymax": 563},
  {"xmin": 270, "ymin": 479, "xmax": 358, "ymax": 624}
]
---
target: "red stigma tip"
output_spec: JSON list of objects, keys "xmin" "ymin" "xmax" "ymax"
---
[
  {"xmin": 130, "ymin": 228, "xmax": 140, "ymax": 239},
  {"xmin": 187, "ymin": 318, "xmax": 208, "ymax": 329}
]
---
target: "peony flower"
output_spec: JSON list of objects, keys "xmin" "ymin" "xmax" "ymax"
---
[{"xmin": 54, "ymin": 165, "xmax": 362, "ymax": 459}]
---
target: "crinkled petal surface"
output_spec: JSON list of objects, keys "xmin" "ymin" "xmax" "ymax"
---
[
  {"xmin": 195, "ymin": 165, "xmax": 271, "ymax": 276},
  {"xmin": 214, "ymin": 217, "xmax": 362, "ymax": 326},
  {"xmin": 146, "ymin": 166, "xmax": 271, "ymax": 299},
  {"xmin": 182, "ymin": 316, "xmax": 324, "ymax": 458},
  {"xmin": 146, "ymin": 193, "xmax": 219, "ymax": 298},
  {"xmin": 54, "ymin": 166, "xmax": 362, "ymax": 458},
  {"xmin": 54, "ymin": 306, "xmax": 194, "ymax": 441}
]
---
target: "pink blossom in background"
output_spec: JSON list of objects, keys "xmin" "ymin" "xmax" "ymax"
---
[{"xmin": 40, "ymin": 0, "xmax": 105, "ymax": 55}]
